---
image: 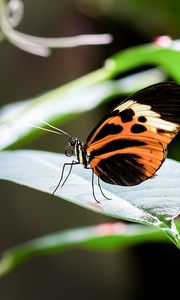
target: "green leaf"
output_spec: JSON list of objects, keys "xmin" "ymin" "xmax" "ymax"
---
[
  {"xmin": 0, "ymin": 150, "xmax": 179, "ymax": 247},
  {"xmin": 0, "ymin": 221, "xmax": 180, "ymax": 277},
  {"xmin": 2, "ymin": 42, "xmax": 180, "ymax": 150},
  {"xmin": 0, "ymin": 68, "xmax": 165, "ymax": 150},
  {"xmin": 108, "ymin": 44, "xmax": 180, "ymax": 81}
]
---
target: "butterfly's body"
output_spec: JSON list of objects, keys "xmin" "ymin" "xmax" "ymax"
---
[
  {"xmin": 74, "ymin": 139, "xmax": 89, "ymax": 168},
  {"xmin": 70, "ymin": 82, "xmax": 180, "ymax": 190},
  {"xmin": 37, "ymin": 82, "xmax": 180, "ymax": 200}
]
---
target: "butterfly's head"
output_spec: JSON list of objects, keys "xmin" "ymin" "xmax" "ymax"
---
[{"xmin": 65, "ymin": 136, "xmax": 79, "ymax": 157}]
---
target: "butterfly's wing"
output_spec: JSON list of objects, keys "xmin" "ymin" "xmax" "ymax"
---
[{"xmin": 83, "ymin": 82, "xmax": 180, "ymax": 186}]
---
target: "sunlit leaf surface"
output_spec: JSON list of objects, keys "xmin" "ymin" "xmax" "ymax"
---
[{"xmin": 0, "ymin": 150, "xmax": 179, "ymax": 247}]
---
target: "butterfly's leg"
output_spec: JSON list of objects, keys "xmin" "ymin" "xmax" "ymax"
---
[
  {"xmin": 61, "ymin": 160, "xmax": 79, "ymax": 187},
  {"xmin": 52, "ymin": 162, "xmax": 69, "ymax": 194},
  {"xmin": 53, "ymin": 161, "xmax": 78, "ymax": 195},
  {"xmin": 98, "ymin": 177, "xmax": 111, "ymax": 200},
  {"xmin": 92, "ymin": 170, "xmax": 100, "ymax": 204}
]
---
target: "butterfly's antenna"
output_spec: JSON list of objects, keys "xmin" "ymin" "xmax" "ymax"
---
[
  {"xmin": 37, "ymin": 119, "xmax": 71, "ymax": 138},
  {"xmin": 29, "ymin": 124, "xmax": 64, "ymax": 136},
  {"xmin": 27, "ymin": 118, "xmax": 72, "ymax": 138}
]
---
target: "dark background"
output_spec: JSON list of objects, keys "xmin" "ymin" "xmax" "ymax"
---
[{"xmin": 0, "ymin": 1, "xmax": 180, "ymax": 299}]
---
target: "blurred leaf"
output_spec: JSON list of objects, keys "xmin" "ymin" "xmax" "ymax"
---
[
  {"xmin": 107, "ymin": 44, "xmax": 180, "ymax": 81},
  {"xmin": 0, "ymin": 220, "xmax": 179, "ymax": 277},
  {"xmin": 0, "ymin": 68, "xmax": 165, "ymax": 150},
  {"xmin": 81, "ymin": 0, "xmax": 180, "ymax": 37},
  {"xmin": 1, "ymin": 41, "xmax": 180, "ymax": 149},
  {"xmin": 1, "ymin": 42, "xmax": 180, "ymax": 149},
  {"xmin": 0, "ymin": 150, "xmax": 179, "ymax": 247}
]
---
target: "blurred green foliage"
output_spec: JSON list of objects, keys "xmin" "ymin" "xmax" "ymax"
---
[
  {"xmin": 1, "ymin": 220, "xmax": 180, "ymax": 277},
  {"xmin": 0, "ymin": 2, "xmax": 180, "ymax": 297}
]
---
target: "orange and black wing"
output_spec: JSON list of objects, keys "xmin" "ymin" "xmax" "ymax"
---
[{"xmin": 83, "ymin": 82, "xmax": 180, "ymax": 186}]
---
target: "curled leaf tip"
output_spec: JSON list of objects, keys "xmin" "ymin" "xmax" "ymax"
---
[{"xmin": 0, "ymin": 1, "xmax": 112, "ymax": 56}]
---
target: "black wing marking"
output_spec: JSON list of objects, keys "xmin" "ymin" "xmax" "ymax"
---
[
  {"xmin": 84, "ymin": 81, "xmax": 180, "ymax": 148},
  {"xmin": 124, "ymin": 81, "xmax": 180, "ymax": 124},
  {"xmin": 94, "ymin": 152, "xmax": 161, "ymax": 186}
]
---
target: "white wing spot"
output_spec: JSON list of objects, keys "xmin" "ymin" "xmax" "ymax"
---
[{"xmin": 115, "ymin": 100, "xmax": 178, "ymax": 132}]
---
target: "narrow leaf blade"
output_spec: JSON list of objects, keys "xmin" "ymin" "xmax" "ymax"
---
[{"xmin": 0, "ymin": 221, "xmax": 179, "ymax": 277}]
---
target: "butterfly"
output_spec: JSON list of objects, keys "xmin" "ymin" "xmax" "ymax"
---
[{"xmin": 35, "ymin": 82, "xmax": 180, "ymax": 202}]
